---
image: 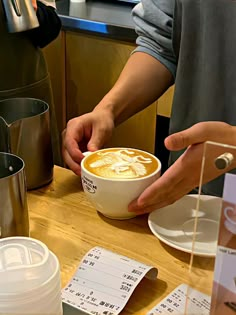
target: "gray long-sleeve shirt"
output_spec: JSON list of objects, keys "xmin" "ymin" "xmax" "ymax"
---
[{"xmin": 132, "ymin": 0, "xmax": 236, "ymax": 196}]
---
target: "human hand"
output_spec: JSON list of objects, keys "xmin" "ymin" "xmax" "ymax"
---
[
  {"xmin": 31, "ymin": 0, "xmax": 37, "ymax": 11},
  {"xmin": 62, "ymin": 109, "xmax": 115, "ymax": 175},
  {"xmin": 128, "ymin": 121, "xmax": 236, "ymax": 215}
]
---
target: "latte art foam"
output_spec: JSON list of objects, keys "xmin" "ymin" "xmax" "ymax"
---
[{"xmin": 83, "ymin": 149, "xmax": 159, "ymax": 179}]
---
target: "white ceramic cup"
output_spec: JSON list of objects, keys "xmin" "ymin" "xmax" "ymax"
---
[
  {"xmin": 224, "ymin": 206, "xmax": 236, "ymax": 234},
  {"xmin": 81, "ymin": 148, "xmax": 161, "ymax": 220}
]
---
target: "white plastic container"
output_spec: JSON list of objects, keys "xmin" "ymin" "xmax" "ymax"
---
[{"xmin": 0, "ymin": 237, "xmax": 62, "ymax": 315}]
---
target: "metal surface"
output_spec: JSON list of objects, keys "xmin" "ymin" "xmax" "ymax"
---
[
  {"xmin": 117, "ymin": 0, "xmax": 140, "ymax": 3},
  {"xmin": 0, "ymin": 152, "xmax": 29, "ymax": 238},
  {"xmin": 0, "ymin": 98, "xmax": 53, "ymax": 189},
  {"xmin": 214, "ymin": 152, "xmax": 234, "ymax": 170},
  {"xmin": 56, "ymin": 0, "xmax": 137, "ymax": 42},
  {"xmin": 1, "ymin": 0, "xmax": 39, "ymax": 32}
]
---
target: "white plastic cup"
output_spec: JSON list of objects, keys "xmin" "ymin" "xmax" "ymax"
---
[{"xmin": 0, "ymin": 237, "xmax": 62, "ymax": 314}]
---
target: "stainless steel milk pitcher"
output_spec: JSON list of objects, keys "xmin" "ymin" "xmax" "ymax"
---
[
  {"xmin": 1, "ymin": 0, "xmax": 39, "ymax": 33},
  {"xmin": 0, "ymin": 98, "xmax": 54, "ymax": 189},
  {"xmin": 0, "ymin": 152, "xmax": 29, "ymax": 238}
]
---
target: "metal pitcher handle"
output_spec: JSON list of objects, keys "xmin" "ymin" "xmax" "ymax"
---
[{"xmin": 11, "ymin": 0, "xmax": 21, "ymax": 16}]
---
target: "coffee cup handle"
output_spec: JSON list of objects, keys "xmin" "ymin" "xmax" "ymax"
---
[
  {"xmin": 224, "ymin": 206, "xmax": 236, "ymax": 225},
  {"xmin": 83, "ymin": 151, "xmax": 93, "ymax": 157}
]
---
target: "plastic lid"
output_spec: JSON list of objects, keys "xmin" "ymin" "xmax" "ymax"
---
[{"xmin": 0, "ymin": 237, "xmax": 55, "ymax": 294}]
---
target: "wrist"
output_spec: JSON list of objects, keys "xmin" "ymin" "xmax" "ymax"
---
[{"xmin": 93, "ymin": 96, "xmax": 120, "ymax": 126}]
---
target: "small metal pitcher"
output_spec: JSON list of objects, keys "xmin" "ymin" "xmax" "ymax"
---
[
  {"xmin": 0, "ymin": 152, "xmax": 29, "ymax": 238},
  {"xmin": 1, "ymin": 0, "xmax": 39, "ymax": 33},
  {"xmin": 0, "ymin": 98, "xmax": 54, "ymax": 190}
]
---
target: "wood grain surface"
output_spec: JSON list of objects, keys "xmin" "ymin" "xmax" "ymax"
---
[{"xmin": 27, "ymin": 166, "xmax": 214, "ymax": 315}]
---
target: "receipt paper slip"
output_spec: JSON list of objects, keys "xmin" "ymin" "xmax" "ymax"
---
[{"xmin": 62, "ymin": 246, "xmax": 158, "ymax": 315}]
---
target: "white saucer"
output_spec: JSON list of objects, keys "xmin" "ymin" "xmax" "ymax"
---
[{"xmin": 148, "ymin": 194, "xmax": 222, "ymax": 257}]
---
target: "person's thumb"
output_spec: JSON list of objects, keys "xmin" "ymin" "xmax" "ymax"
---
[
  {"xmin": 164, "ymin": 129, "xmax": 193, "ymax": 151},
  {"xmin": 87, "ymin": 116, "xmax": 114, "ymax": 152},
  {"xmin": 87, "ymin": 141, "xmax": 100, "ymax": 152},
  {"xmin": 87, "ymin": 129, "xmax": 108, "ymax": 152},
  {"xmin": 165, "ymin": 121, "xmax": 232, "ymax": 151}
]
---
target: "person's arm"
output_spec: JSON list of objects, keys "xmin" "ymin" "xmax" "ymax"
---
[
  {"xmin": 62, "ymin": 0, "xmax": 176, "ymax": 174},
  {"xmin": 94, "ymin": 0, "xmax": 176, "ymax": 124},
  {"xmin": 94, "ymin": 52, "xmax": 173, "ymax": 126}
]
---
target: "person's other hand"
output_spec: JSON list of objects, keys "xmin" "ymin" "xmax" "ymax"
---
[
  {"xmin": 62, "ymin": 109, "xmax": 115, "ymax": 176},
  {"xmin": 32, "ymin": 0, "xmax": 37, "ymax": 11},
  {"xmin": 128, "ymin": 121, "xmax": 236, "ymax": 215}
]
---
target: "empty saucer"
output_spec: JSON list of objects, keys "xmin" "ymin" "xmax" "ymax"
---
[{"xmin": 148, "ymin": 194, "xmax": 222, "ymax": 257}]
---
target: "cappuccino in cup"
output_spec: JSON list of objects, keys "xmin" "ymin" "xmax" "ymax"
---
[
  {"xmin": 81, "ymin": 148, "xmax": 161, "ymax": 219},
  {"xmin": 83, "ymin": 148, "xmax": 159, "ymax": 179}
]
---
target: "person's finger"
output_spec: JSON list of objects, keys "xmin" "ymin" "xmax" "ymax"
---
[
  {"xmin": 62, "ymin": 148, "xmax": 81, "ymax": 176},
  {"xmin": 165, "ymin": 121, "xmax": 231, "ymax": 151},
  {"xmin": 32, "ymin": 0, "xmax": 37, "ymax": 10},
  {"xmin": 87, "ymin": 119, "xmax": 114, "ymax": 152},
  {"xmin": 128, "ymin": 177, "xmax": 194, "ymax": 215},
  {"xmin": 62, "ymin": 126, "xmax": 85, "ymax": 164},
  {"xmin": 128, "ymin": 165, "xmax": 184, "ymax": 213},
  {"xmin": 128, "ymin": 190, "xmax": 182, "ymax": 215},
  {"xmin": 129, "ymin": 203, "xmax": 160, "ymax": 215},
  {"xmin": 139, "ymin": 161, "xmax": 184, "ymax": 205},
  {"xmin": 87, "ymin": 129, "xmax": 106, "ymax": 152}
]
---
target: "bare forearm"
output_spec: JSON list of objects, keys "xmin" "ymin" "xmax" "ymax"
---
[{"xmin": 94, "ymin": 52, "xmax": 173, "ymax": 125}]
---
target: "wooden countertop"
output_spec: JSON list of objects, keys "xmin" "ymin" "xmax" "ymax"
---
[{"xmin": 27, "ymin": 166, "xmax": 214, "ymax": 314}]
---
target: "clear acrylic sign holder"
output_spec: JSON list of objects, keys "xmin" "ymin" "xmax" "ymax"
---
[{"xmin": 186, "ymin": 141, "xmax": 236, "ymax": 314}]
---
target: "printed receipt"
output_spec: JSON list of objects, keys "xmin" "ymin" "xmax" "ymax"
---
[
  {"xmin": 62, "ymin": 246, "xmax": 158, "ymax": 315},
  {"xmin": 147, "ymin": 283, "xmax": 211, "ymax": 315}
]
